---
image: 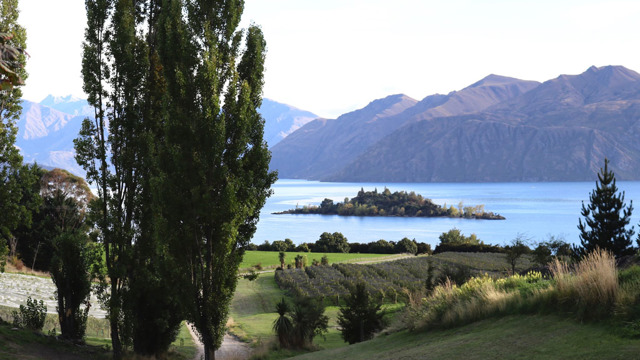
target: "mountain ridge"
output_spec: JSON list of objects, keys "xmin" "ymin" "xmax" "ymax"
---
[{"xmin": 326, "ymin": 65, "xmax": 640, "ymax": 182}]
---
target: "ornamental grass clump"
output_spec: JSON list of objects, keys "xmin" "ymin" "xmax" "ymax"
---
[
  {"xmin": 404, "ymin": 271, "xmax": 551, "ymax": 331},
  {"xmin": 550, "ymin": 248, "xmax": 618, "ymax": 319}
]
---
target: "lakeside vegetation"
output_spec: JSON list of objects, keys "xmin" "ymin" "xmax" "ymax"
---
[{"xmin": 274, "ymin": 188, "xmax": 505, "ymax": 220}]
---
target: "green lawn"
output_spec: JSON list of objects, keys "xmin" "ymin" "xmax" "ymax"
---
[
  {"xmin": 240, "ymin": 251, "xmax": 408, "ymax": 270},
  {"xmin": 289, "ymin": 315, "xmax": 640, "ymax": 360}
]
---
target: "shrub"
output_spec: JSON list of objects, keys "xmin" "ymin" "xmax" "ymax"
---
[
  {"xmin": 337, "ymin": 282, "xmax": 384, "ymax": 344},
  {"xmin": 12, "ymin": 297, "xmax": 47, "ymax": 331}
]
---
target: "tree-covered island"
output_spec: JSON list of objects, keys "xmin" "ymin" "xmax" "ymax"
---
[{"xmin": 274, "ymin": 188, "xmax": 505, "ymax": 220}]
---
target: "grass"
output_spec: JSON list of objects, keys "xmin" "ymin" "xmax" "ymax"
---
[
  {"xmin": 0, "ymin": 305, "xmax": 197, "ymax": 359},
  {"xmin": 287, "ymin": 314, "xmax": 640, "ymax": 360},
  {"xmin": 240, "ymin": 251, "xmax": 408, "ymax": 270},
  {"xmin": 230, "ymin": 271, "xmax": 406, "ymax": 360}
]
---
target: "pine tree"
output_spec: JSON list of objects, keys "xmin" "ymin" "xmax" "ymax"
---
[
  {"xmin": 337, "ymin": 282, "xmax": 384, "ymax": 344},
  {"xmin": 576, "ymin": 159, "xmax": 635, "ymax": 258}
]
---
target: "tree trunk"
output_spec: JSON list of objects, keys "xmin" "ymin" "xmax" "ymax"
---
[{"xmin": 31, "ymin": 242, "xmax": 40, "ymax": 270}]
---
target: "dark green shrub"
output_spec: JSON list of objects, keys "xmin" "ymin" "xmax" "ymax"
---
[
  {"xmin": 13, "ymin": 297, "xmax": 47, "ymax": 331},
  {"xmin": 337, "ymin": 282, "xmax": 384, "ymax": 344}
]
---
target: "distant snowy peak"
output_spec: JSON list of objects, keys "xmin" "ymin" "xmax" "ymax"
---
[{"xmin": 39, "ymin": 94, "xmax": 94, "ymax": 117}]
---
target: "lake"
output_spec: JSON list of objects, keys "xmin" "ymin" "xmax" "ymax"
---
[{"xmin": 252, "ymin": 179, "xmax": 640, "ymax": 247}]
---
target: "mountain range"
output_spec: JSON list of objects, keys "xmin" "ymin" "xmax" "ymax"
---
[
  {"xmin": 271, "ymin": 65, "xmax": 640, "ymax": 182},
  {"xmin": 16, "ymin": 65, "xmax": 640, "ymax": 182},
  {"xmin": 15, "ymin": 97, "xmax": 317, "ymax": 177}
]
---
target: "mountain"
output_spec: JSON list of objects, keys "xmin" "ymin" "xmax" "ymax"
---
[
  {"xmin": 329, "ymin": 66, "xmax": 640, "ymax": 182},
  {"xmin": 39, "ymin": 94, "xmax": 94, "ymax": 117},
  {"xmin": 269, "ymin": 94, "xmax": 420, "ymax": 179},
  {"xmin": 270, "ymin": 75, "xmax": 539, "ymax": 180},
  {"xmin": 259, "ymin": 99, "xmax": 318, "ymax": 147},
  {"xmin": 15, "ymin": 95, "xmax": 316, "ymax": 177},
  {"xmin": 16, "ymin": 100, "xmax": 86, "ymax": 176}
]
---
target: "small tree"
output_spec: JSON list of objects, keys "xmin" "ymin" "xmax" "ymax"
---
[
  {"xmin": 337, "ymin": 282, "xmax": 384, "ymax": 344},
  {"xmin": 315, "ymin": 232, "xmax": 350, "ymax": 253},
  {"xmin": 278, "ymin": 251, "xmax": 286, "ymax": 269},
  {"xmin": 576, "ymin": 159, "xmax": 635, "ymax": 258},
  {"xmin": 273, "ymin": 298, "xmax": 293, "ymax": 348},
  {"xmin": 321, "ymin": 255, "xmax": 329, "ymax": 266},
  {"xmin": 289, "ymin": 297, "xmax": 328, "ymax": 348},
  {"xmin": 394, "ymin": 237, "xmax": 417, "ymax": 255},
  {"xmin": 505, "ymin": 235, "xmax": 530, "ymax": 274},
  {"xmin": 50, "ymin": 230, "xmax": 93, "ymax": 340}
]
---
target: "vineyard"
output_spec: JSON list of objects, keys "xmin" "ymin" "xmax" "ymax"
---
[{"xmin": 274, "ymin": 253, "xmax": 535, "ymax": 303}]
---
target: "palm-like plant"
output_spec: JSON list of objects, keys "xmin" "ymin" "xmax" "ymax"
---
[{"xmin": 273, "ymin": 298, "xmax": 293, "ymax": 348}]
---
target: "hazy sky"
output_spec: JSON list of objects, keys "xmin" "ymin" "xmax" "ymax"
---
[{"xmin": 18, "ymin": 0, "xmax": 640, "ymax": 118}]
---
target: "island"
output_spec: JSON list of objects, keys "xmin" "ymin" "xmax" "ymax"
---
[{"xmin": 274, "ymin": 188, "xmax": 505, "ymax": 220}]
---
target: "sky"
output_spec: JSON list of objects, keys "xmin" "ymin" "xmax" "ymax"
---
[{"xmin": 17, "ymin": 0, "xmax": 640, "ymax": 119}]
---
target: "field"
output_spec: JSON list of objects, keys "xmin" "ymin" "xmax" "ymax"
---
[
  {"xmin": 239, "ymin": 251, "xmax": 407, "ymax": 270},
  {"xmin": 273, "ymin": 252, "xmax": 534, "ymax": 301}
]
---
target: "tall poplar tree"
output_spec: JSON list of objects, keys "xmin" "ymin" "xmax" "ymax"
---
[
  {"xmin": 576, "ymin": 158, "xmax": 636, "ymax": 258},
  {"xmin": 77, "ymin": 0, "xmax": 155, "ymax": 357},
  {"xmin": 155, "ymin": 1, "xmax": 276, "ymax": 358},
  {"xmin": 0, "ymin": 0, "xmax": 28, "ymax": 264}
]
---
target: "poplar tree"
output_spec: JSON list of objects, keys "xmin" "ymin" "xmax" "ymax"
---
[
  {"xmin": 576, "ymin": 159, "xmax": 635, "ymax": 258},
  {"xmin": 155, "ymin": 1, "xmax": 276, "ymax": 358},
  {"xmin": 79, "ymin": 1, "xmax": 274, "ymax": 359},
  {"xmin": 0, "ymin": 0, "xmax": 28, "ymax": 263}
]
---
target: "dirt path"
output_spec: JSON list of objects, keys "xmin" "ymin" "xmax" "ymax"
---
[{"xmin": 187, "ymin": 324, "xmax": 251, "ymax": 360}]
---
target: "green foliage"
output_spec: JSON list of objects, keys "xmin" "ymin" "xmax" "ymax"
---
[
  {"xmin": 273, "ymin": 298, "xmax": 293, "ymax": 348},
  {"xmin": 316, "ymin": 232, "xmax": 350, "ymax": 253},
  {"xmin": 289, "ymin": 297, "xmax": 329, "ymax": 349},
  {"xmin": 576, "ymin": 159, "xmax": 636, "ymax": 258},
  {"xmin": 504, "ymin": 235, "xmax": 531, "ymax": 274},
  {"xmin": 0, "ymin": 239, "xmax": 6, "ymax": 272},
  {"xmin": 438, "ymin": 228, "xmax": 481, "ymax": 246},
  {"xmin": 277, "ymin": 188, "xmax": 504, "ymax": 220},
  {"xmin": 532, "ymin": 236, "xmax": 572, "ymax": 267},
  {"xmin": 321, "ymin": 255, "xmax": 329, "ymax": 266},
  {"xmin": 50, "ymin": 230, "xmax": 92, "ymax": 340},
  {"xmin": 337, "ymin": 282, "xmax": 384, "ymax": 344},
  {"xmin": 394, "ymin": 238, "xmax": 418, "ymax": 255},
  {"xmin": 12, "ymin": 297, "xmax": 46, "ymax": 332}
]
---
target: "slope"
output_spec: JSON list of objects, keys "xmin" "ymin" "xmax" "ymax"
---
[
  {"xmin": 331, "ymin": 66, "xmax": 640, "ymax": 182},
  {"xmin": 260, "ymin": 98, "xmax": 318, "ymax": 148},
  {"xmin": 290, "ymin": 315, "xmax": 640, "ymax": 360},
  {"xmin": 270, "ymin": 75, "xmax": 539, "ymax": 180}
]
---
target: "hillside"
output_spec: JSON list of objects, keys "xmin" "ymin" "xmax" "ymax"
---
[
  {"xmin": 259, "ymin": 98, "xmax": 318, "ymax": 147},
  {"xmin": 328, "ymin": 65, "xmax": 640, "ymax": 182},
  {"xmin": 270, "ymin": 75, "xmax": 539, "ymax": 180},
  {"xmin": 16, "ymin": 100, "xmax": 87, "ymax": 176},
  {"xmin": 290, "ymin": 315, "xmax": 640, "ymax": 360}
]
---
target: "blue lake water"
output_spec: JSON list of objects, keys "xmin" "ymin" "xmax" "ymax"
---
[{"xmin": 252, "ymin": 179, "xmax": 640, "ymax": 247}]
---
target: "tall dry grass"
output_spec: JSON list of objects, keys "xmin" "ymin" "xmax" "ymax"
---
[
  {"xmin": 550, "ymin": 248, "xmax": 618, "ymax": 318},
  {"xmin": 404, "ymin": 249, "xmax": 626, "ymax": 332}
]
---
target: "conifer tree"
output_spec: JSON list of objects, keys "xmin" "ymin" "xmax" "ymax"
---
[
  {"xmin": 337, "ymin": 282, "xmax": 383, "ymax": 344},
  {"xmin": 576, "ymin": 159, "xmax": 635, "ymax": 258}
]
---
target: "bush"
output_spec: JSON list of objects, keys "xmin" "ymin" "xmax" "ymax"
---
[
  {"xmin": 337, "ymin": 282, "xmax": 384, "ymax": 344},
  {"xmin": 12, "ymin": 297, "xmax": 47, "ymax": 331},
  {"xmin": 433, "ymin": 243, "xmax": 504, "ymax": 254}
]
